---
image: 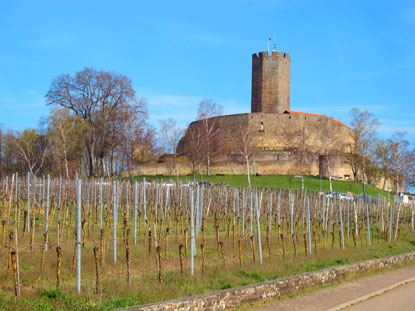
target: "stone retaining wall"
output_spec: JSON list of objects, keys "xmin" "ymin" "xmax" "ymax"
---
[{"xmin": 118, "ymin": 252, "xmax": 415, "ymax": 311}]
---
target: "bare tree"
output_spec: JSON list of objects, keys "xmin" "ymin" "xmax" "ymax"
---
[
  {"xmin": 235, "ymin": 124, "xmax": 259, "ymax": 188},
  {"xmin": 389, "ymin": 131, "xmax": 411, "ymax": 194},
  {"xmin": 315, "ymin": 117, "xmax": 342, "ymax": 192},
  {"xmin": 285, "ymin": 124, "xmax": 313, "ymax": 193},
  {"xmin": 47, "ymin": 107, "xmax": 84, "ymax": 179},
  {"xmin": 182, "ymin": 122, "xmax": 204, "ymax": 180},
  {"xmin": 45, "ymin": 68, "xmax": 139, "ymax": 177},
  {"xmin": 14, "ymin": 129, "xmax": 48, "ymax": 175},
  {"xmin": 349, "ymin": 108, "xmax": 379, "ymax": 196},
  {"xmin": 117, "ymin": 99, "xmax": 151, "ymax": 181},
  {"xmin": 197, "ymin": 99, "xmax": 223, "ymax": 176},
  {"xmin": 374, "ymin": 138, "xmax": 393, "ymax": 190},
  {"xmin": 158, "ymin": 118, "xmax": 184, "ymax": 183}
]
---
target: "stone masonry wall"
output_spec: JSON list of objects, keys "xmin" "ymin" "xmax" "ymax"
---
[
  {"xmin": 119, "ymin": 252, "xmax": 415, "ymax": 311},
  {"xmin": 251, "ymin": 51, "xmax": 290, "ymax": 114}
]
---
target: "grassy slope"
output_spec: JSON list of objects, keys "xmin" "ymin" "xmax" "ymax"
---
[{"xmin": 134, "ymin": 174, "xmax": 392, "ymax": 199}]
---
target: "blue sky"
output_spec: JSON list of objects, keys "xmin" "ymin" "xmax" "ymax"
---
[{"xmin": 1, "ymin": 0, "xmax": 414, "ymax": 142}]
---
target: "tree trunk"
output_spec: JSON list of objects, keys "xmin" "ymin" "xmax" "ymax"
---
[
  {"xmin": 245, "ymin": 155, "xmax": 251, "ymax": 189},
  {"xmin": 207, "ymin": 156, "xmax": 210, "ymax": 176},
  {"xmin": 174, "ymin": 155, "xmax": 179, "ymax": 184}
]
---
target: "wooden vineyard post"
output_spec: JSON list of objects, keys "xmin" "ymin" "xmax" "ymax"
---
[
  {"xmin": 179, "ymin": 244, "xmax": 184, "ymax": 277},
  {"xmin": 156, "ymin": 246, "xmax": 162, "ymax": 283},
  {"xmin": 219, "ymin": 241, "xmax": 225, "ymax": 267},
  {"xmin": 14, "ymin": 228, "xmax": 20, "ymax": 299},
  {"xmin": 148, "ymin": 229, "xmax": 152, "ymax": 258},
  {"xmin": 165, "ymin": 227, "xmax": 169, "ymax": 259},
  {"xmin": 201, "ymin": 242, "xmax": 205, "ymax": 275},
  {"xmin": 281, "ymin": 234, "xmax": 285, "ymax": 259},
  {"xmin": 100, "ymin": 228, "xmax": 105, "ymax": 263},
  {"xmin": 292, "ymin": 234, "xmax": 297, "ymax": 257},
  {"xmin": 11, "ymin": 250, "xmax": 19, "ymax": 298},
  {"xmin": 238, "ymin": 239, "xmax": 243, "ymax": 266},
  {"xmin": 30, "ymin": 217, "xmax": 35, "ymax": 253},
  {"xmin": 7, "ymin": 232, "xmax": 13, "ymax": 270},
  {"xmin": 266, "ymin": 230, "xmax": 271, "ymax": 261},
  {"xmin": 93, "ymin": 246, "xmax": 100, "ymax": 294},
  {"xmin": 184, "ymin": 228, "xmax": 188, "ymax": 256},
  {"xmin": 303, "ymin": 233, "xmax": 307, "ymax": 256},
  {"xmin": 126, "ymin": 229, "xmax": 131, "ymax": 285},
  {"xmin": 250, "ymin": 235, "xmax": 256, "ymax": 263},
  {"xmin": 41, "ymin": 232, "xmax": 46, "ymax": 270},
  {"xmin": 1, "ymin": 220, "xmax": 6, "ymax": 251},
  {"xmin": 56, "ymin": 246, "xmax": 62, "ymax": 290}
]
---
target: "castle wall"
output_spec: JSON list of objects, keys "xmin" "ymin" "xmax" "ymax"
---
[
  {"xmin": 247, "ymin": 113, "xmax": 354, "ymax": 154},
  {"xmin": 134, "ymin": 152, "xmax": 354, "ymax": 182},
  {"xmin": 185, "ymin": 112, "xmax": 354, "ymax": 155},
  {"xmin": 251, "ymin": 51, "xmax": 290, "ymax": 113}
]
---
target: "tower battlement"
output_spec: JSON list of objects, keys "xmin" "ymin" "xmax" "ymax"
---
[{"xmin": 251, "ymin": 50, "xmax": 290, "ymax": 113}]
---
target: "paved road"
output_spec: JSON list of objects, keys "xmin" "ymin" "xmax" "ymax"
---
[
  {"xmin": 244, "ymin": 265, "xmax": 415, "ymax": 311},
  {"xmin": 343, "ymin": 281, "xmax": 415, "ymax": 311}
]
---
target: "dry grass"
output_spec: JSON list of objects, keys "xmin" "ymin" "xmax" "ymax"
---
[{"xmin": 0, "ymin": 211, "xmax": 414, "ymax": 311}]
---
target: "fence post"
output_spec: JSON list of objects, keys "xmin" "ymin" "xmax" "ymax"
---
[
  {"xmin": 76, "ymin": 178, "xmax": 82, "ymax": 295},
  {"xmin": 190, "ymin": 188, "xmax": 195, "ymax": 276},
  {"xmin": 45, "ymin": 175, "xmax": 50, "ymax": 252}
]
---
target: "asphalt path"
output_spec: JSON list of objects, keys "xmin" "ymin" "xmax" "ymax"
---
[
  {"xmin": 244, "ymin": 264, "xmax": 415, "ymax": 311},
  {"xmin": 342, "ymin": 281, "xmax": 415, "ymax": 311}
]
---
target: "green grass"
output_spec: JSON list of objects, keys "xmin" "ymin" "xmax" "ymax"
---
[{"xmin": 133, "ymin": 174, "xmax": 391, "ymax": 198}]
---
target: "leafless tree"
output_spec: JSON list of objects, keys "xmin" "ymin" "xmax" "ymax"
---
[
  {"xmin": 234, "ymin": 124, "xmax": 259, "ymax": 188},
  {"xmin": 45, "ymin": 68, "xmax": 139, "ymax": 177},
  {"xmin": 349, "ymin": 108, "xmax": 379, "ymax": 196},
  {"xmin": 197, "ymin": 99, "xmax": 223, "ymax": 176},
  {"xmin": 117, "ymin": 99, "xmax": 151, "ymax": 181},
  {"xmin": 158, "ymin": 118, "xmax": 184, "ymax": 183},
  {"xmin": 374, "ymin": 138, "xmax": 393, "ymax": 190},
  {"xmin": 285, "ymin": 124, "xmax": 313, "ymax": 193},
  {"xmin": 315, "ymin": 117, "xmax": 342, "ymax": 192},
  {"xmin": 182, "ymin": 122, "xmax": 204, "ymax": 180},
  {"xmin": 47, "ymin": 107, "xmax": 84, "ymax": 179},
  {"xmin": 14, "ymin": 129, "xmax": 48, "ymax": 175},
  {"xmin": 389, "ymin": 131, "xmax": 411, "ymax": 193}
]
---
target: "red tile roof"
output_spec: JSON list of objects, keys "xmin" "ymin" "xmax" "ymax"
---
[{"xmin": 285, "ymin": 110, "xmax": 351, "ymax": 129}]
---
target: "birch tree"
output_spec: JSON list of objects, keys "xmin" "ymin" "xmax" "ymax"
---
[
  {"xmin": 197, "ymin": 99, "xmax": 223, "ymax": 176},
  {"xmin": 158, "ymin": 118, "xmax": 184, "ymax": 183},
  {"xmin": 349, "ymin": 108, "xmax": 379, "ymax": 196}
]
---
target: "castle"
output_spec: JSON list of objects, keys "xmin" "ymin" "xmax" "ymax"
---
[{"xmin": 138, "ymin": 50, "xmax": 356, "ymax": 180}]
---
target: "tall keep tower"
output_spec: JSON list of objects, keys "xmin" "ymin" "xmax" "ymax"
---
[{"xmin": 251, "ymin": 51, "xmax": 290, "ymax": 113}]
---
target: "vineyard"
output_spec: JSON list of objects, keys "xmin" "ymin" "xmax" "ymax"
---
[{"xmin": 0, "ymin": 174, "xmax": 414, "ymax": 311}]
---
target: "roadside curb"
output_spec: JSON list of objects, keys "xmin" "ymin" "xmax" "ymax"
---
[{"xmin": 118, "ymin": 252, "xmax": 415, "ymax": 311}]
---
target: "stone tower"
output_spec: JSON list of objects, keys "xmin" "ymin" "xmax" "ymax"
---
[{"xmin": 251, "ymin": 51, "xmax": 290, "ymax": 113}]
